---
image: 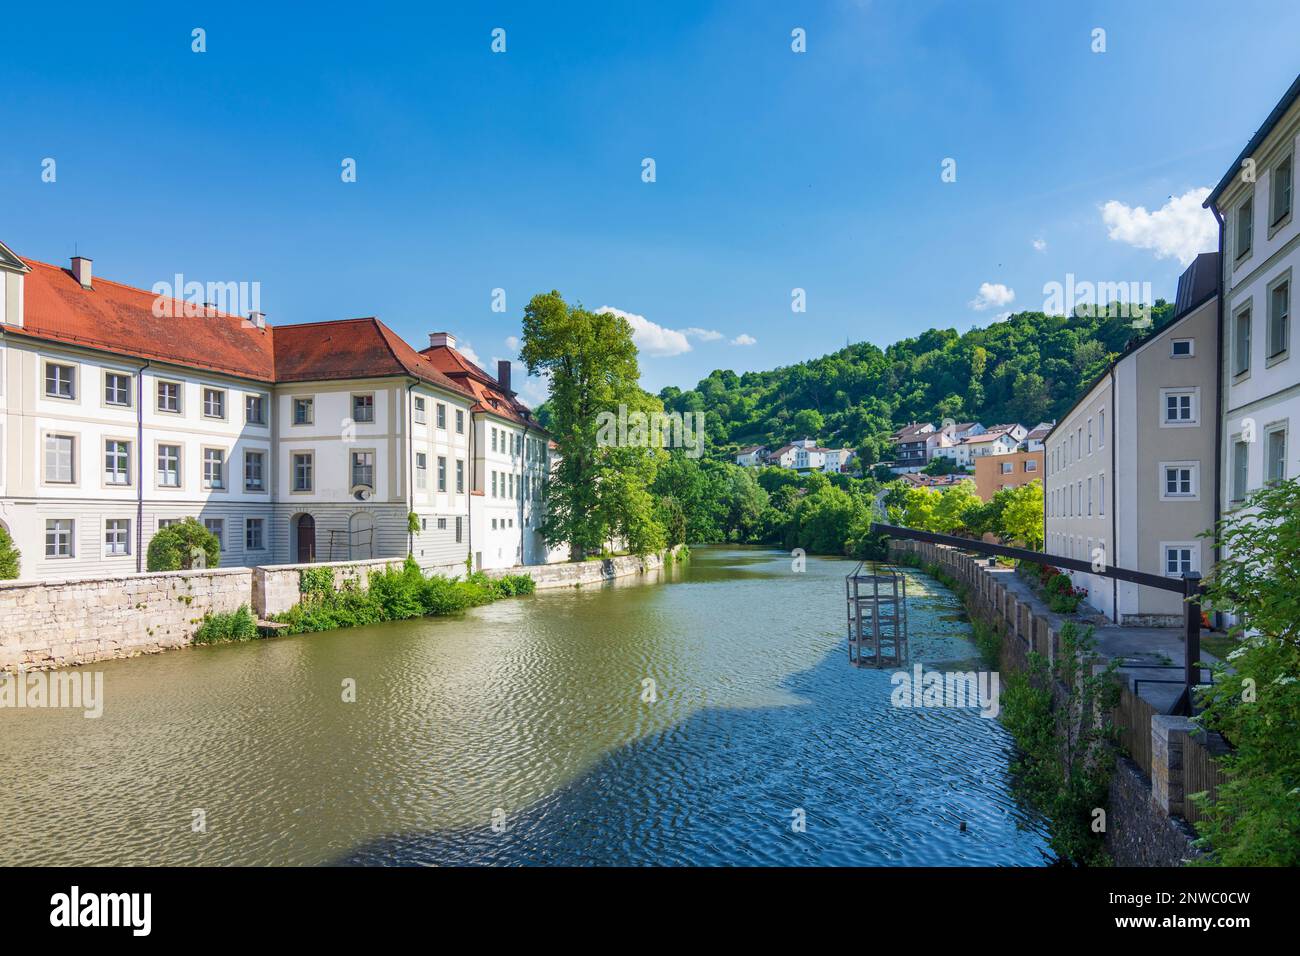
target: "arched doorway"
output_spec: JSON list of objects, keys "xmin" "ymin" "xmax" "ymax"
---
[
  {"xmin": 294, "ymin": 514, "xmax": 316, "ymax": 563},
  {"xmin": 348, "ymin": 512, "xmax": 375, "ymax": 559}
]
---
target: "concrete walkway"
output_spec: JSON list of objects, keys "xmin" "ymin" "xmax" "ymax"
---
[{"xmin": 987, "ymin": 563, "xmax": 1223, "ymax": 714}]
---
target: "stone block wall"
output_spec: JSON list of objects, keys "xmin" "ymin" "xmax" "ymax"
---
[{"xmin": 0, "ymin": 567, "xmax": 253, "ymax": 671}]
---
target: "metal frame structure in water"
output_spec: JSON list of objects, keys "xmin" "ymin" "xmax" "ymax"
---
[{"xmin": 845, "ymin": 561, "xmax": 909, "ymax": 668}]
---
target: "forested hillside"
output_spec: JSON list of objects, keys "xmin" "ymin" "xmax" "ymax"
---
[{"xmin": 658, "ymin": 304, "xmax": 1174, "ymax": 463}]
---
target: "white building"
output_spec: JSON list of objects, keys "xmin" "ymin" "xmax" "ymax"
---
[
  {"xmin": 1206, "ymin": 75, "xmax": 1298, "ymax": 536},
  {"xmin": 0, "ymin": 242, "xmax": 552, "ymax": 581},
  {"xmin": 735, "ymin": 445, "xmax": 768, "ymax": 468}
]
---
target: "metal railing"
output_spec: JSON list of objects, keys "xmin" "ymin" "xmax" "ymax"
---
[{"xmin": 872, "ymin": 522, "xmax": 1208, "ymax": 716}]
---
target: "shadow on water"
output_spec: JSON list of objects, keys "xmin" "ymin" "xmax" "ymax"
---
[{"xmin": 336, "ymin": 628, "xmax": 1053, "ymax": 867}]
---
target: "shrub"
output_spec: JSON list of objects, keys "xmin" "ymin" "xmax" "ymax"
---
[
  {"xmin": 193, "ymin": 605, "xmax": 259, "ymax": 644},
  {"xmin": 0, "ymin": 525, "xmax": 20, "ymax": 579},
  {"xmin": 147, "ymin": 518, "xmax": 220, "ymax": 572},
  {"xmin": 299, "ymin": 567, "xmax": 335, "ymax": 599}
]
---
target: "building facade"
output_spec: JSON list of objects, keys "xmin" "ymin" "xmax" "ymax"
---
[
  {"xmin": 1206, "ymin": 76, "xmax": 1298, "ymax": 543},
  {"xmin": 973, "ymin": 449, "xmax": 1043, "ymax": 501},
  {"xmin": 1044, "ymin": 255, "xmax": 1219, "ymax": 624},
  {"xmin": 0, "ymin": 243, "xmax": 551, "ymax": 581}
]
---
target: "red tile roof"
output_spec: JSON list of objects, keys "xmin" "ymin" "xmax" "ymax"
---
[
  {"xmin": 13, "ymin": 258, "xmax": 276, "ymax": 381},
  {"xmin": 4, "ymin": 257, "xmax": 473, "ymax": 398},
  {"xmin": 419, "ymin": 343, "xmax": 544, "ymax": 432}
]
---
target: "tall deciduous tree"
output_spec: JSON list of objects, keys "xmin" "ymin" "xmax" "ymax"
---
[{"xmin": 520, "ymin": 292, "xmax": 665, "ymax": 559}]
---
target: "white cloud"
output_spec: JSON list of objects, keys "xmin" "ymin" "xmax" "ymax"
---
[
  {"xmin": 597, "ymin": 306, "xmax": 692, "ymax": 357},
  {"xmin": 458, "ymin": 340, "xmax": 484, "ymax": 367},
  {"xmin": 731, "ymin": 333, "xmax": 757, "ymax": 346},
  {"xmin": 1100, "ymin": 187, "xmax": 1217, "ymax": 266},
  {"xmin": 683, "ymin": 327, "xmax": 723, "ymax": 341},
  {"xmin": 1032, "ymin": 238, "xmax": 1047, "ymax": 252},
  {"xmin": 969, "ymin": 282, "xmax": 1016, "ymax": 311},
  {"xmin": 504, "ymin": 335, "xmax": 519, "ymax": 351}
]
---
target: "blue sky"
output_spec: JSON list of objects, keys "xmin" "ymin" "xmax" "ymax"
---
[{"xmin": 2, "ymin": 1, "xmax": 1298, "ymax": 400}]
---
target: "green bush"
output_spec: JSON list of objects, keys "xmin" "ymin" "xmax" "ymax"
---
[
  {"xmin": 193, "ymin": 605, "xmax": 259, "ymax": 644},
  {"xmin": 273, "ymin": 561, "xmax": 535, "ymax": 635},
  {"xmin": 147, "ymin": 518, "xmax": 220, "ymax": 571},
  {"xmin": 0, "ymin": 525, "xmax": 20, "ymax": 579},
  {"xmin": 299, "ymin": 567, "xmax": 334, "ymax": 599}
]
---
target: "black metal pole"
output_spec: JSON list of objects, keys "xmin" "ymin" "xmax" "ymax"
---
[{"xmin": 1175, "ymin": 572, "xmax": 1203, "ymax": 716}]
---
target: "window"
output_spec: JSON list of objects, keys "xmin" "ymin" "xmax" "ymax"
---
[
  {"xmin": 157, "ymin": 380, "xmax": 181, "ymax": 413},
  {"xmin": 1231, "ymin": 438, "xmax": 1249, "ymax": 502},
  {"xmin": 244, "ymin": 451, "xmax": 265, "ymax": 492},
  {"xmin": 415, "ymin": 452, "xmax": 428, "ymax": 490},
  {"xmin": 1098, "ymin": 411, "xmax": 1105, "ymax": 447},
  {"xmin": 105, "ymin": 518, "xmax": 130, "ymax": 556},
  {"xmin": 246, "ymin": 518, "xmax": 265, "ymax": 551},
  {"xmin": 1272, "ymin": 154, "xmax": 1293, "ymax": 226},
  {"xmin": 204, "ymin": 518, "xmax": 224, "ymax": 547},
  {"xmin": 293, "ymin": 453, "xmax": 313, "ymax": 492},
  {"xmin": 437, "ymin": 403, "xmax": 446, "ymax": 429},
  {"xmin": 158, "ymin": 518, "xmax": 181, "ymax": 529},
  {"xmin": 1099, "ymin": 474, "xmax": 1105, "ymax": 516},
  {"xmin": 455, "ymin": 516, "xmax": 463, "ymax": 543},
  {"xmin": 202, "ymin": 388, "xmax": 226, "ymax": 419},
  {"xmin": 203, "ymin": 448, "xmax": 225, "ymax": 489},
  {"xmin": 1000, "ymin": 461, "xmax": 1013, "ymax": 474},
  {"xmin": 1087, "ymin": 418, "xmax": 1093, "ymax": 454},
  {"xmin": 45, "ymin": 519, "xmax": 74, "ymax": 558},
  {"xmin": 45, "ymin": 434, "xmax": 75, "ymax": 483},
  {"xmin": 1233, "ymin": 306, "xmax": 1252, "ymax": 376},
  {"xmin": 1163, "ymin": 464, "xmax": 1195, "ymax": 498},
  {"xmin": 245, "ymin": 394, "xmax": 266, "ymax": 425},
  {"xmin": 1268, "ymin": 279, "xmax": 1289, "ymax": 359},
  {"xmin": 1266, "ymin": 427, "xmax": 1287, "ymax": 484},
  {"xmin": 352, "ymin": 394, "xmax": 374, "ymax": 423},
  {"xmin": 1086, "ymin": 476, "xmax": 1093, "ymax": 516},
  {"xmin": 437, "ymin": 455, "xmax": 447, "ymax": 492},
  {"xmin": 1170, "ymin": 338, "xmax": 1193, "ymax": 358},
  {"xmin": 1162, "ymin": 389, "xmax": 1197, "ymax": 425},
  {"xmin": 1024, "ymin": 459, "xmax": 1037, "ymax": 472},
  {"xmin": 157, "ymin": 444, "xmax": 181, "ymax": 487},
  {"xmin": 104, "ymin": 440, "xmax": 131, "ymax": 485},
  {"xmin": 1164, "ymin": 545, "xmax": 1195, "ymax": 577},
  {"xmin": 492, "ymin": 518, "xmax": 498, "ymax": 530},
  {"xmin": 455, "ymin": 409, "xmax": 464, "ymax": 434},
  {"xmin": 491, "ymin": 428, "xmax": 498, "ymax": 453},
  {"xmin": 45, "ymin": 363, "xmax": 76, "ymax": 400},
  {"xmin": 456, "ymin": 459, "xmax": 464, "ymax": 493},
  {"xmin": 492, "ymin": 471, "xmax": 498, "ymax": 497},
  {"xmin": 509, "ymin": 474, "xmax": 515, "ymax": 498},
  {"xmin": 105, "ymin": 372, "xmax": 132, "ymax": 406},
  {"xmin": 351, "ymin": 451, "xmax": 374, "ymax": 489},
  {"xmin": 1236, "ymin": 195, "xmax": 1253, "ymax": 260},
  {"xmin": 293, "ymin": 397, "xmax": 313, "ymax": 425},
  {"xmin": 437, "ymin": 517, "xmax": 447, "ymax": 530},
  {"xmin": 414, "ymin": 397, "xmax": 426, "ymax": 424}
]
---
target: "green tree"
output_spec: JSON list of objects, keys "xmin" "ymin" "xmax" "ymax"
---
[
  {"xmin": 147, "ymin": 518, "xmax": 220, "ymax": 571},
  {"xmin": 519, "ymin": 292, "xmax": 665, "ymax": 558},
  {"xmin": 1193, "ymin": 478, "xmax": 1300, "ymax": 865},
  {"xmin": 0, "ymin": 524, "xmax": 20, "ymax": 579},
  {"xmin": 993, "ymin": 480, "xmax": 1045, "ymax": 549}
]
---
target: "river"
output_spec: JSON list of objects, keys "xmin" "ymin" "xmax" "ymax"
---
[{"xmin": 0, "ymin": 546, "xmax": 1050, "ymax": 865}]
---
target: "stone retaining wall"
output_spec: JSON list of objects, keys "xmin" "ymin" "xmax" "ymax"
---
[
  {"xmin": 484, "ymin": 548, "xmax": 679, "ymax": 590},
  {"xmin": 0, "ymin": 567, "xmax": 253, "ymax": 671},
  {"xmin": 888, "ymin": 537, "xmax": 1204, "ymax": 866}
]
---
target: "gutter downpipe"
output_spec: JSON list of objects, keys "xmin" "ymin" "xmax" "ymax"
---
[
  {"xmin": 1110, "ymin": 370, "xmax": 1117, "ymax": 623},
  {"xmin": 406, "ymin": 381, "xmax": 416, "ymax": 558},
  {"xmin": 1211, "ymin": 205, "xmax": 1226, "ymax": 630},
  {"xmin": 136, "ymin": 361, "xmax": 149, "ymax": 573}
]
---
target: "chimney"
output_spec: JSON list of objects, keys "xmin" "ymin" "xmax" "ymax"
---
[
  {"xmin": 70, "ymin": 256, "xmax": 92, "ymax": 289},
  {"xmin": 428, "ymin": 331, "xmax": 456, "ymax": 350},
  {"xmin": 248, "ymin": 311, "xmax": 266, "ymax": 329},
  {"xmin": 497, "ymin": 359, "xmax": 512, "ymax": 393}
]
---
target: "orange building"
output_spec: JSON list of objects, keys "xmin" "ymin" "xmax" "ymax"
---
[{"xmin": 973, "ymin": 449, "xmax": 1044, "ymax": 501}]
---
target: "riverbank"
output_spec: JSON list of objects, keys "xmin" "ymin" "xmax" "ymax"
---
[
  {"xmin": 888, "ymin": 538, "xmax": 1210, "ymax": 866},
  {"xmin": 0, "ymin": 546, "xmax": 689, "ymax": 671}
]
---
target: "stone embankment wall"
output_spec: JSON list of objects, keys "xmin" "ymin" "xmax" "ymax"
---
[
  {"xmin": 888, "ymin": 538, "xmax": 1204, "ymax": 866},
  {"xmin": 1, "ymin": 548, "xmax": 684, "ymax": 671},
  {"xmin": 0, "ymin": 567, "xmax": 252, "ymax": 671}
]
